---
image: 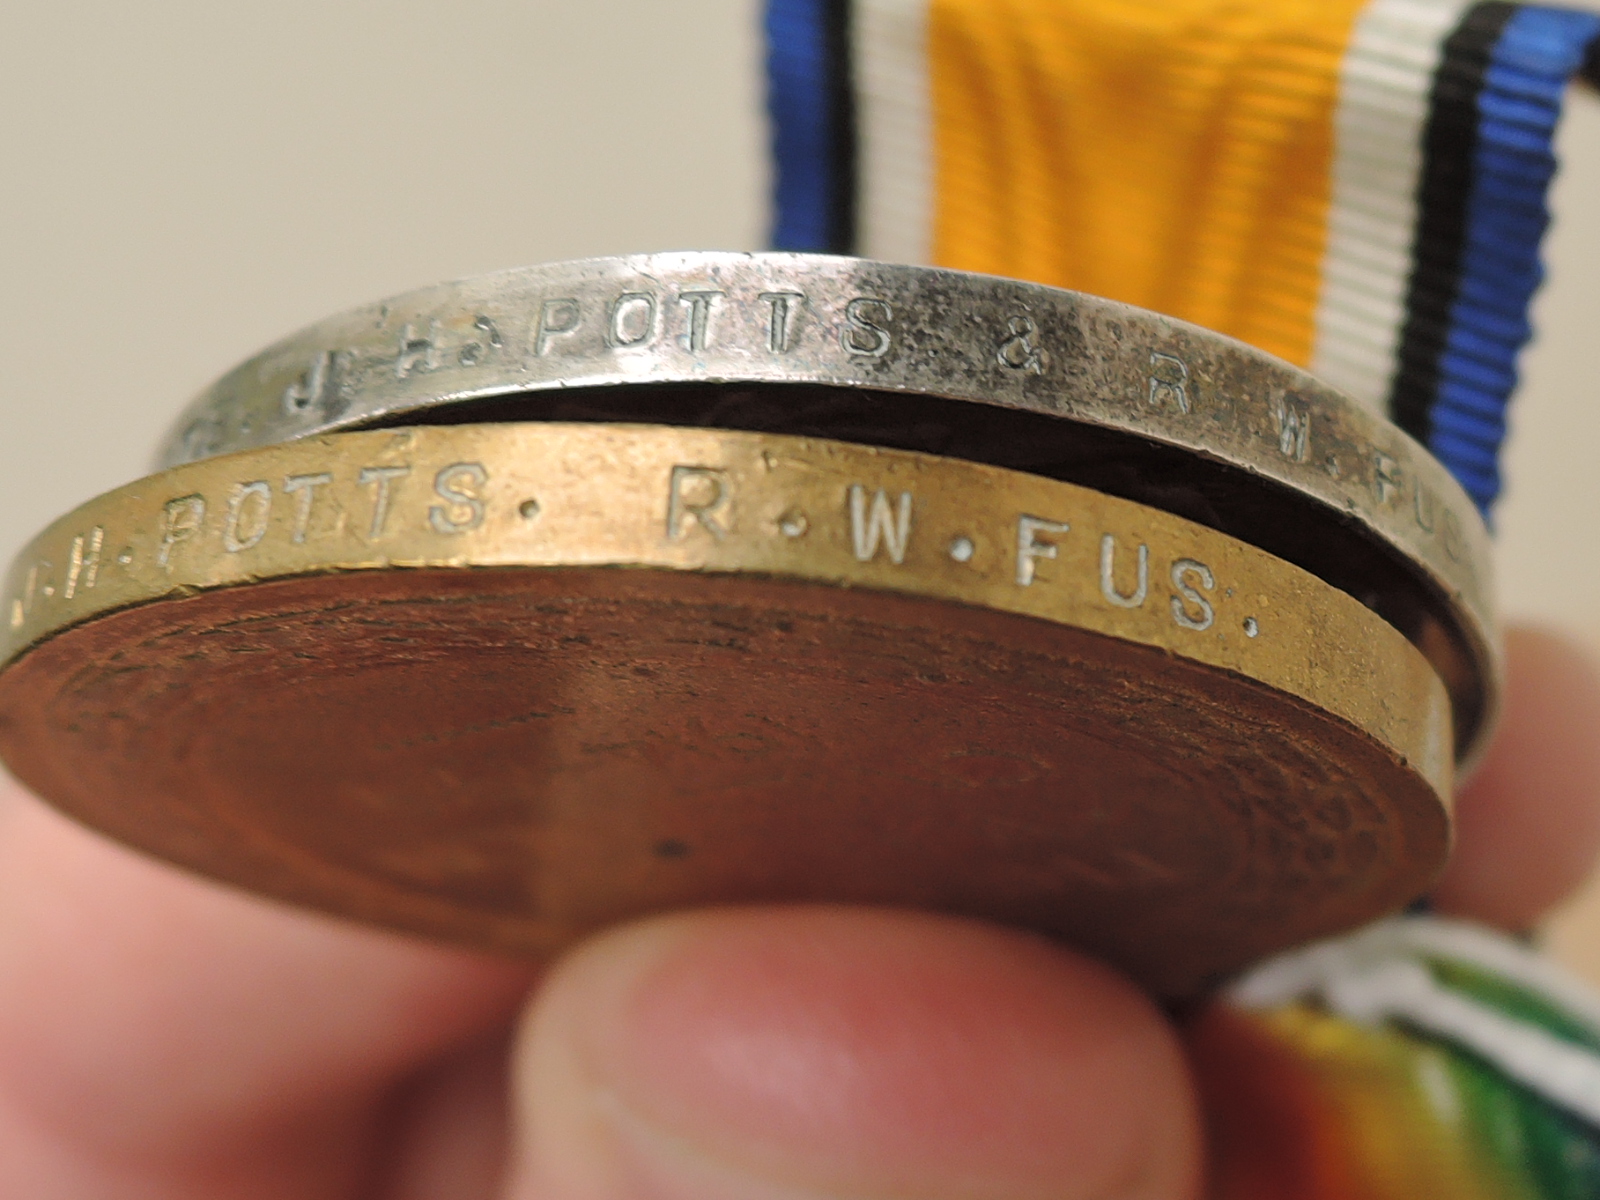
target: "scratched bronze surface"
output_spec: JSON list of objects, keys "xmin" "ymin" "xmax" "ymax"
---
[
  {"xmin": 0, "ymin": 424, "xmax": 1452, "ymax": 997},
  {"xmin": 156, "ymin": 253, "xmax": 1499, "ymax": 765}
]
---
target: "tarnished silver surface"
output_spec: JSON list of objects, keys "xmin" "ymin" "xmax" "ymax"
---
[{"xmin": 158, "ymin": 252, "xmax": 1498, "ymax": 762}]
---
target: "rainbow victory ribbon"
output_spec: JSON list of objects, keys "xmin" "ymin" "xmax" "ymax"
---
[
  {"xmin": 766, "ymin": 0, "xmax": 1599, "ymax": 514},
  {"xmin": 765, "ymin": 4, "xmax": 1600, "ymax": 1196},
  {"xmin": 1197, "ymin": 918, "xmax": 1600, "ymax": 1198}
]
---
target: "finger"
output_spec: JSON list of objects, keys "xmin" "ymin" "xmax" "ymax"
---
[
  {"xmin": 1431, "ymin": 625, "xmax": 1600, "ymax": 929},
  {"xmin": 0, "ymin": 780, "xmax": 535, "ymax": 1199},
  {"xmin": 376, "ymin": 1031, "xmax": 514, "ymax": 1200},
  {"xmin": 505, "ymin": 906, "xmax": 1200, "ymax": 1200}
]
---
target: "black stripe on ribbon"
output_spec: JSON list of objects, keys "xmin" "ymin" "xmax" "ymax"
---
[
  {"xmin": 765, "ymin": 0, "xmax": 857, "ymax": 253},
  {"xmin": 1389, "ymin": 1, "xmax": 1518, "ymax": 444},
  {"xmin": 825, "ymin": 0, "xmax": 858, "ymax": 254}
]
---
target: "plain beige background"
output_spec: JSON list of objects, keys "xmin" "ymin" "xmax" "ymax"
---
[{"xmin": 2, "ymin": 3, "xmax": 1598, "ymax": 970}]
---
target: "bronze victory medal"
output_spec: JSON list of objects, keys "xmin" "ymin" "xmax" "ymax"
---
[
  {"xmin": 0, "ymin": 424, "xmax": 1451, "ymax": 998},
  {"xmin": 159, "ymin": 254, "xmax": 1498, "ymax": 765}
]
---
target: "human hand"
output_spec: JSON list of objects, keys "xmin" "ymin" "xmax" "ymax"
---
[{"xmin": 1, "ymin": 625, "xmax": 1596, "ymax": 1200}]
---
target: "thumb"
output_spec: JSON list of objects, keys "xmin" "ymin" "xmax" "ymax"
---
[{"xmin": 501, "ymin": 906, "xmax": 1200, "ymax": 1200}]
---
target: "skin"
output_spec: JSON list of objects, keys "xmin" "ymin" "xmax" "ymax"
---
[{"xmin": 0, "ymin": 624, "xmax": 1594, "ymax": 1200}]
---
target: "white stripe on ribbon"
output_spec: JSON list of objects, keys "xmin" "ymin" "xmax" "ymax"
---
[
  {"xmin": 1312, "ymin": 0, "xmax": 1476, "ymax": 414},
  {"xmin": 1331, "ymin": 958, "xmax": 1600, "ymax": 1127},
  {"xmin": 1232, "ymin": 916, "xmax": 1600, "ymax": 1128},
  {"xmin": 853, "ymin": 0, "xmax": 933, "ymax": 264}
]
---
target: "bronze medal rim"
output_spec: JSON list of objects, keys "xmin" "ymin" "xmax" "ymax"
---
[
  {"xmin": 3, "ymin": 421, "xmax": 1457, "ymax": 782},
  {"xmin": 0, "ymin": 424, "xmax": 1454, "ymax": 996}
]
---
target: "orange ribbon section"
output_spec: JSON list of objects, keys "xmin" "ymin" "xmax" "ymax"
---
[{"xmin": 929, "ymin": 0, "xmax": 1366, "ymax": 367}]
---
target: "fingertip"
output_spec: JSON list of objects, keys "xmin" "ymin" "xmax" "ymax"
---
[
  {"xmin": 1433, "ymin": 625, "xmax": 1600, "ymax": 928},
  {"xmin": 0, "ymin": 779, "xmax": 537, "ymax": 1161},
  {"xmin": 507, "ymin": 906, "xmax": 1200, "ymax": 1200}
]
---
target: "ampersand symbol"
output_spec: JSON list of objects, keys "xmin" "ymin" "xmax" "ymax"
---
[{"xmin": 997, "ymin": 316, "xmax": 1046, "ymax": 374}]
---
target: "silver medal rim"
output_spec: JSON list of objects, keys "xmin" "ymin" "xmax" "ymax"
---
[{"xmin": 156, "ymin": 251, "xmax": 1499, "ymax": 763}]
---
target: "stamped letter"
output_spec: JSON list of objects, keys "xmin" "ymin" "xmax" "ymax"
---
[
  {"xmin": 1413, "ymin": 482, "xmax": 1436, "ymax": 533},
  {"xmin": 9, "ymin": 564, "xmax": 47, "ymax": 628},
  {"xmin": 430, "ymin": 463, "xmax": 488, "ymax": 534},
  {"xmin": 1373, "ymin": 451, "xmax": 1403, "ymax": 506},
  {"xmin": 1148, "ymin": 352, "xmax": 1191, "ymax": 413},
  {"xmin": 850, "ymin": 486, "xmax": 913, "ymax": 563},
  {"xmin": 283, "ymin": 473, "xmax": 334, "ymax": 544},
  {"xmin": 223, "ymin": 481, "xmax": 272, "ymax": 552},
  {"xmin": 841, "ymin": 298, "xmax": 892, "ymax": 358},
  {"xmin": 458, "ymin": 315, "xmax": 503, "ymax": 366},
  {"xmin": 536, "ymin": 298, "xmax": 581, "ymax": 355},
  {"xmin": 1274, "ymin": 397, "xmax": 1311, "ymax": 463},
  {"xmin": 1442, "ymin": 506, "xmax": 1465, "ymax": 563},
  {"xmin": 998, "ymin": 316, "xmax": 1046, "ymax": 374},
  {"xmin": 158, "ymin": 494, "xmax": 207, "ymax": 567},
  {"xmin": 760, "ymin": 291, "xmax": 804, "ymax": 352},
  {"xmin": 678, "ymin": 290, "xmax": 724, "ymax": 353},
  {"xmin": 395, "ymin": 321, "xmax": 440, "ymax": 378},
  {"xmin": 1014, "ymin": 515, "xmax": 1070, "ymax": 586},
  {"xmin": 359, "ymin": 465, "xmax": 411, "ymax": 538},
  {"xmin": 667, "ymin": 466, "xmax": 731, "ymax": 541},
  {"xmin": 282, "ymin": 350, "xmax": 337, "ymax": 416},
  {"xmin": 609, "ymin": 292, "xmax": 658, "ymax": 348},
  {"xmin": 1099, "ymin": 534, "xmax": 1149, "ymax": 608},
  {"xmin": 65, "ymin": 527, "xmax": 104, "ymax": 599},
  {"xmin": 178, "ymin": 416, "xmax": 224, "ymax": 463},
  {"xmin": 1170, "ymin": 558, "xmax": 1216, "ymax": 631}
]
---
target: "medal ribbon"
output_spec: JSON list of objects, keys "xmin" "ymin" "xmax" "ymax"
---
[
  {"xmin": 766, "ymin": 0, "xmax": 1600, "ymax": 514},
  {"xmin": 766, "ymin": 5, "xmax": 1600, "ymax": 1195}
]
